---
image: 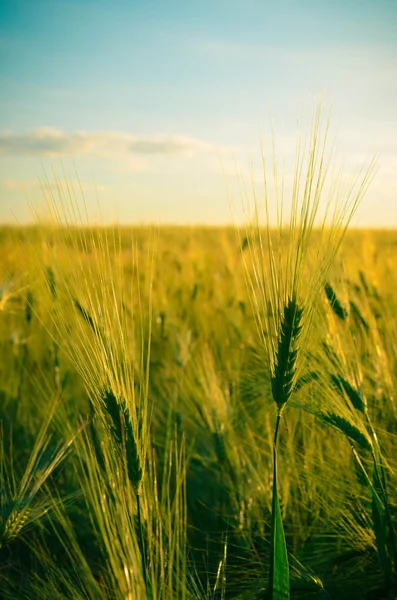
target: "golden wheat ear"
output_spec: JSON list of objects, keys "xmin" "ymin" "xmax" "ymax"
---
[{"xmin": 0, "ymin": 504, "xmax": 30, "ymax": 548}]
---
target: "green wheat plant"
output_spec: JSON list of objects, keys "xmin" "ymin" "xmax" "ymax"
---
[
  {"xmin": 232, "ymin": 102, "xmax": 376, "ymax": 599},
  {"xmin": 322, "ymin": 280, "xmax": 397, "ymax": 597},
  {"xmin": 26, "ymin": 178, "xmax": 195, "ymax": 599},
  {"xmin": 0, "ymin": 392, "xmax": 75, "ymax": 550}
]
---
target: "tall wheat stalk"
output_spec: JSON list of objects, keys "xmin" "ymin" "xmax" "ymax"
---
[
  {"xmin": 231, "ymin": 101, "xmax": 376, "ymax": 599},
  {"xmin": 29, "ymin": 175, "xmax": 159, "ymax": 595}
]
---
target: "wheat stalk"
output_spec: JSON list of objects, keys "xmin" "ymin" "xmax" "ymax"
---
[{"xmin": 231, "ymin": 101, "xmax": 376, "ymax": 600}]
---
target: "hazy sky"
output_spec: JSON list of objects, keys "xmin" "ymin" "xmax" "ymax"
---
[{"xmin": 0, "ymin": 0, "xmax": 396, "ymax": 226}]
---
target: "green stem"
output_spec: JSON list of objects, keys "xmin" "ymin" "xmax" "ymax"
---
[
  {"xmin": 273, "ymin": 412, "xmax": 282, "ymax": 451},
  {"xmin": 136, "ymin": 491, "xmax": 148, "ymax": 592},
  {"xmin": 268, "ymin": 411, "xmax": 282, "ymax": 597}
]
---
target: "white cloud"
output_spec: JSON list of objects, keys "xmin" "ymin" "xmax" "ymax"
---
[{"xmin": 0, "ymin": 129, "xmax": 219, "ymax": 160}]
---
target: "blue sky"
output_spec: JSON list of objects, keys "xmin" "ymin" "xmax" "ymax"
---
[{"xmin": 0, "ymin": 0, "xmax": 396, "ymax": 225}]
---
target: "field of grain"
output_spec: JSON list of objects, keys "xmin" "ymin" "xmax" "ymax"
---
[{"xmin": 0, "ymin": 216, "xmax": 396, "ymax": 599}]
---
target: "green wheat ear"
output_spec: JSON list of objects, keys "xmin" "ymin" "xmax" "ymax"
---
[
  {"xmin": 271, "ymin": 296, "xmax": 304, "ymax": 409},
  {"xmin": 102, "ymin": 389, "xmax": 142, "ymax": 493},
  {"xmin": 324, "ymin": 282, "xmax": 349, "ymax": 320},
  {"xmin": 25, "ymin": 290, "xmax": 34, "ymax": 325},
  {"xmin": 322, "ymin": 412, "xmax": 372, "ymax": 451},
  {"xmin": 45, "ymin": 266, "xmax": 57, "ymax": 300}
]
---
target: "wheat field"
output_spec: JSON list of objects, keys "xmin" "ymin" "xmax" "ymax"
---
[{"xmin": 0, "ymin": 214, "xmax": 396, "ymax": 599}]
